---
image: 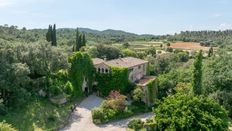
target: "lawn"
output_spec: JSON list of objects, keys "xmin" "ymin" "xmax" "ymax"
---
[{"xmin": 0, "ymin": 97, "xmax": 82, "ymax": 131}]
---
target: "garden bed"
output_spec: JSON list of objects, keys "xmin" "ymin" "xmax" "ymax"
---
[{"xmin": 92, "ymin": 101, "xmax": 151, "ymax": 124}]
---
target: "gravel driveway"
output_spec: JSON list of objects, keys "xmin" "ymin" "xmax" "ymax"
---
[{"xmin": 61, "ymin": 94, "xmax": 153, "ymax": 131}]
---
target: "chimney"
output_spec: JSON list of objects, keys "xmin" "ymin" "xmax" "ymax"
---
[
  {"xmin": 119, "ymin": 55, "xmax": 122, "ymax": 59},
  {"xmin": 103, "ymin": 56, "xmax": 107, "ymax": 61}
]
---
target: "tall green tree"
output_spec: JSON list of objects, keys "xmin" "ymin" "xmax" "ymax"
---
[
  {"xmin": 75, "ymin": 28, "xmax": 82, "ymax": 51},
  {"xmin": 46, "ymin": 25, "xmax": 52, "ymax": 42},
  {"xmin": 208, "ymin": 46, "xmax": 213, "ymax": 57},
  {"xmin": 192, "ymin": 50, "xmax": 203, "ymax": 95},
  {"xmin": 82, "ymin": 33, "xmax": 86, "ymax": 47},
  {"xmin": 74, "ymin": 29, "xmax": 87, "ymax": 51},
  {"xmin": 78, "ymin": 34, "xmax": 83, "ymax": 50},
  {"xmin": 51, "ymin": 24, "xmax": 57, "ymax": 46}
]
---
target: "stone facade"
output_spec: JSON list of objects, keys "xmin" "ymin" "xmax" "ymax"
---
[
  {"xmin": 92, "ymin": 57, "xmax": 157, "ymax": 105},
  {"xmin": 136, "ymin": 76, "xmax": 157, "ymax": 106},
  {"xmin": 128, "ymin": 63, "xmax": 147, "ymax": 82},
  {"xmin": 92, "ymin": 57, "xmax": 148, "ymax": 82}
]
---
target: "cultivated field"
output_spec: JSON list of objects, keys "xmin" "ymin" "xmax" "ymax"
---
[
  {"xmin": 170, "ymin": 42, "xmax": 210, "ymax": 51},
  {"xmin": 113, "ymin": 41, "xmax": 164, "ymax": 51}
]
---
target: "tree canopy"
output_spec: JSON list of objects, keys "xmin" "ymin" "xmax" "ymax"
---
[{"xmin": 154, "ymin": 94, "xmax": 229, "ymax": 130}]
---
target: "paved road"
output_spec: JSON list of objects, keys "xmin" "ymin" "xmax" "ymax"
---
[{"xmin": 61, "ymin": 95, "xmax": 152, "ymax": 131}]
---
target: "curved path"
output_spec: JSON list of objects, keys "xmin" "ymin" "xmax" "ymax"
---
[{"xmin": 61, "ymin": 95, "xmax": 152, "ymax": 131}]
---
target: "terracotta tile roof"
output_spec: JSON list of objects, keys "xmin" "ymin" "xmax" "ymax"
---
[
  {"xmin": 92, "ymin": 58, "xmax": 104, "ymax": 65},
  {"xmin": 106, "ymin": 57, "xmax": 148, "ymax": 68},
  {"xmin": 136, "ymin": 76, "xmax": 156, "ymax": 87}
]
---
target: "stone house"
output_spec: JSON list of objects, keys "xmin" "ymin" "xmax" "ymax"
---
[
  {"xmin": 93, "ymin": 57, "xmax": 148, "ymax": 82},
  {"xmin": 92, "ymin": 57, "xmax": 157, "ymax": 105}
]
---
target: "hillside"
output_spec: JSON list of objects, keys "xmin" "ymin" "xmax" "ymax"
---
[{"xmin": 0, "ymin": 25, "xmax": 154, "ymax": 45}]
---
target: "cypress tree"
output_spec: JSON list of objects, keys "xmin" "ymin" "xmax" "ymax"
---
[
  {"xmin": 46, "ymin": 25, "xmax": 52, "ymax": 42},
  {"xmin": 192, "ymin": 50, "xmax": 203, "ymax": 95},
  {"xmin": 52, "ymin": 24, "xmax": 57, "ymax": 46},
  {"xmin": 75, "ymin": 28, "xmax": 82, "ymax": 51},
  {"xmin": 208, "ymin": 46, "xmax": 213, "ymax": 57},
  {"xmin": 78, "ymin": 34, "xmax": 83, "ymax": 50},
  {"xmin": 75, "ymin": 28, "xmax": 79, "ymax": 51},
  {"xmin": 82, "ymin": 33, "xmax": 86, "ymax": 46}
]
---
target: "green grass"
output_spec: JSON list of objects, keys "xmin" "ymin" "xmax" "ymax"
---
[
  {"xmin": 113, "ymin": 40, "xmax": 163, "ymax": 51},
  {"xmin": 0, "ymin": 97, "xmax": 82, "ymax": 131}
]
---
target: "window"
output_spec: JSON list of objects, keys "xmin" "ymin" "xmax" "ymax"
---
[
  {"xmin": 105, "ymin": 69, "xmax": 108, "ymax": 73},
  {"xmin": 129, "ymin": 68, "xmax": 133, "ymax": 72},
  {"xmin": 102, "ymin": 68, "xmax": 104, "ymax": 73},
  {"xmin": 138, "ymin": 65, "xmax": 141, "ymax": 69},
  {"xmin": 98, "ymin": 68, "xmax": 101, "ymax": 72}
]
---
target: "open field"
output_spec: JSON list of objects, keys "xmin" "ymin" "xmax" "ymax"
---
[
  {"xmin": 113, "ymin": 41, "xmax": 164, "ymax": 51},
  {"xmin": 170, "ymin": 42, "xmax": 210, "ymax": 51}
]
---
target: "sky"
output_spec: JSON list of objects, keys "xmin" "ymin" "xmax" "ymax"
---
[{"xmin": 0, "ymin": 0, "xmax": 232, "ymax": 35}]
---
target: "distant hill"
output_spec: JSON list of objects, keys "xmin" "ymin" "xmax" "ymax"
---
[{"xmin": 0, "ymin": 25, "xmax": 155, "ymax": 45}]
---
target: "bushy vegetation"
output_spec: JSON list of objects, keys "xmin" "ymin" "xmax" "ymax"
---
[
  {"xmin": 157, "ymin": 68, "xmax": 192, "ymax": 99},
  {"xmin": 132, "ymin": 87, "xmax": 144, "ymax": 102},
  {"xmin": 127, "ymin": 119, "xmax": 144, "ymax": 131},
  {"xmin": 203, "ymin": 50, "xmax": 232, "ymax": 117},
  {"xmin": 0, "ymin": 121, "xmax": 16, "ymax": 131},
  {"xmin": 91, "ymin": 91, "xmax": 150, "ymax": 124},
  {"xmin": 154, "ymin": 94, "xmax": 229, "ymax": 130},
  {"xmin": 92, "ymin": 91, "xmax": 130, "ymax": 124},
  {"xmin": 0, "ymin": 42, "xmax": 69, "ymax": 108}
]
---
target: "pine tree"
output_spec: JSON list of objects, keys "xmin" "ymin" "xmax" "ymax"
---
[
  {"xmin": 52, "ymin": 24, "xmax": 57, "ymax": 46},
  {"xmin": 192, "ymin": 50, "xmax": 203, "ymax": 95},
  {"xmin": 46, "ymin": 25, "xmax": 52, "ymax": 42}
]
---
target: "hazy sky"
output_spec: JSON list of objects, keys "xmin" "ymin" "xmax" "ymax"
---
[{"xmin": 0, "ymin": 0, "xmax": 231, "ymax": 35}]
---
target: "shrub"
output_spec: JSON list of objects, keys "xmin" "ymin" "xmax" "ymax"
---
[
  {"xmin": 102, "ymin": 91, "xmax": 127, "ymax": 111},
  {"xmin": 64, "ymin": 81, "xmax": 74, "ymax": 95},
  {"xmin": 91, "ymin": 108, "xmax": 107, "ymax": 124},
  {"xmin": 0, "ymin": 121, "xmax": 16, "ymax": 131},
  {"xmin": 132, "ymin": 87, "xmax": 144, "ymax": 102},
  {"xmin": 92, "ymin": 91, "xmax": 150, "ymax": 124},
  {"xmin": 144, "ymin": 118, "xmax": 157, "ymax": 131},
  {"xmin": 127, "ymin": 119, "xmax": 144, "ymax": 130}
]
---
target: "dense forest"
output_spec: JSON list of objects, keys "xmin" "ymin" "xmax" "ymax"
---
[{"xmin": 0, "ymin": 24, "xmax": 232, "ymax": 130}]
